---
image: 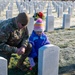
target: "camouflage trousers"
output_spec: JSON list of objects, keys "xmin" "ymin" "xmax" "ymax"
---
[{"xmin": 0, "ymin": 43, "xmax": 32, "ymax": 65}]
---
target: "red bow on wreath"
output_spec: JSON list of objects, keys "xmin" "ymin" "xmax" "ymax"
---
[
  {"xmin": 38, "ymin": 12, "xmax": 44, "ymax": 18},
  {"xmin": 33, "ymin": 12, "xmax": 45, "ymax": 21}
]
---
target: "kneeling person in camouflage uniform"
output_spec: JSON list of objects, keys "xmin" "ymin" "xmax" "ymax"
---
[{"xmin": 0, "ymin": 12, "xmax": 32, "ymax": 71}]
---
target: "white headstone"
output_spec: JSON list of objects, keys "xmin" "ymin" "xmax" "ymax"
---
[
  {"xmin": 0, "ymin": 57, "xmax": 7, "ymax": 75},
  {"xmin": 57, "ymin": 6, "xmax": 63, "ymax": 17},
  {"xmin": 62, "ymin": 14, "xmax": 70, "ymax": 29},
  {"xmin": 6, "ymin": 10, "xmax": 12, "ymax": 19},
  {"xmin": 38, "ymin": 44, "xmax": 60, "ymax": 75},
  {"xmin": 8, "ymin": 5, "xmax": 13, "ymax": 10},
  {"xmin": 1, "ymin": 4, "xmax": 4, "ymax": 11},
  {"xmin": 63, "ymin": 4, "xmax": 68, "ymax": 12},
  {"xmin": 22, "ymin": 8, "xmax": 27, "ymax": 13},
  {"xmin": 0, "ymin": 7, "xmax": 1, "ymax": 16},
  {"xmin": 35, "ymin": 8, "xmax": 40, "ymax": 13},
  {"xmin": 68, "ymin": 6, "xmax": 72, "ymax": 15},
  {"xmin": 19, "ymin": 5, "xmax": 24, "ymax": 13},
  {"xmin": 47, "ymin": 8, "xmax": 52, "ymax": 16},
  {"xmin": 46, "ymin": 15, "xmax": 54, "ymax": 32},
  {"xmin": 27, "ymin": 17, "xmax": 34, "ymax": 34},
  {"xmin": 29, "ymin": 6, "xmax": 34, "ymax": 14},
  {"xmin": 26, "ymin": 4, "xmax": 29, "ymax": 13}
]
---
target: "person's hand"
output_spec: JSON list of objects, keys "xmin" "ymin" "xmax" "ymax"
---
[
  {"xmin": 17, "ymin": 47, "xmax": 25, "ymax": 55},
  {"xmin": 20, "ymin": 46, "xmax": 26, "ymax": 54}
]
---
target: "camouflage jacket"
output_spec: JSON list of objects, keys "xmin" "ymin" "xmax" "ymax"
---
[{"xmin": 0, "ymin": 18, "xmax": 29, "ymax": 53}]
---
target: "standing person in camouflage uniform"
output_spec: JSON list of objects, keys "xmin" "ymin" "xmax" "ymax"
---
[{"xmin": 0, "ymin": 12, "xmax": 32, "ymax": 71}]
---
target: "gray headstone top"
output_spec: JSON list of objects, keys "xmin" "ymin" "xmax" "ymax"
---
[
  {"xmin": 38, "ymin": 44, "xmax": 60, "ymax": 75},
  {"xmin": 39, "ymin": 44, "xmax": 59, "ymax": 51},
  {"xmin": 0, "ymin": 57, "xmax": 7, "ymax": 60},
  {"xmin": 0, "ymin": 57, "xmax": 7, "ymax": 75}
]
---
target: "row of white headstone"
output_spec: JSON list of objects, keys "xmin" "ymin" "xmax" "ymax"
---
[
  {"xmin": 0, "ymin": 44, "xmax": 60, "ymax": 75},
  {"xmin": 16, "ymin": 1, "xmax": 75, "ymax": 16},
  {"xmin": 6, "ymin": 2, "xmax": 13, "ymax": 19},
  {"xmin": 0, "ymin": 0, "xmax": 9, "ymax": 16},
  {"xmin": 5, "ymin": 11, "xmax": 71, "ymax": 35},
  {"xmin": 0, "ymin": 1, "xmax": 74, "ymax": 35},
  {"xmin": 6, "ymin": 2, "xmax": 72, "ymax": 32},
  {"xmin": 27, "ymin": 13, "xmax": 70, "ymax": 34},
  {"xmin": 1, "ymin": 1, "xmax": 75, "ymax": 18},
  {"xmin": 2, "ymin": 1, "xmax": 75, "ymax": 16},
  {"xmin": 1, "ymin": 1, "xmax": 75, "ymax": 19}
]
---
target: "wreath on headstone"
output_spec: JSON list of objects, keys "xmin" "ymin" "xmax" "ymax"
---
[{"xmin": 33, "ymin": 12, "xmax": 45, "ymax": 21}]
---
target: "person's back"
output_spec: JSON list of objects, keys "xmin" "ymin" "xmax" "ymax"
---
[
  {"xmin": 0, "ymin": 17, "xmax": 29, "ymax": 50},
  {"xmin": 0, "ymin": 19, "xmax": 11, "ymax": 28},
  {"xmin": 0, "ymin": 12, "xmax": 32, "ymax": 71},
  {"xmin": 29, "ymin": 30, "xmax": 50, "ymax": 57}
]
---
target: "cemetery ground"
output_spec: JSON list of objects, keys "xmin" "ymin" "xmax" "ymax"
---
[
  {"xmin": 8, "ymin": 27, "xmax": 75, "ymax": 75},
  {"xmin": 0, "ymin": 1, "xmax": 75, "ymax": 75}
]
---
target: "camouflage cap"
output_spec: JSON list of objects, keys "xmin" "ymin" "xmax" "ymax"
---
[{"xmin": 16, "ymin": 12, "xmax": 29, "ymax": 26}]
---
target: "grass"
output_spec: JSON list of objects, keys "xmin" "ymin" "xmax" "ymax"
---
[
  {"xmin": 8, "ymin": 54, "xmax": 36, "ymax": 75},
  {"xmin": 8, "ymin": 54, "xmax": 38, "ymax": 75}
]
